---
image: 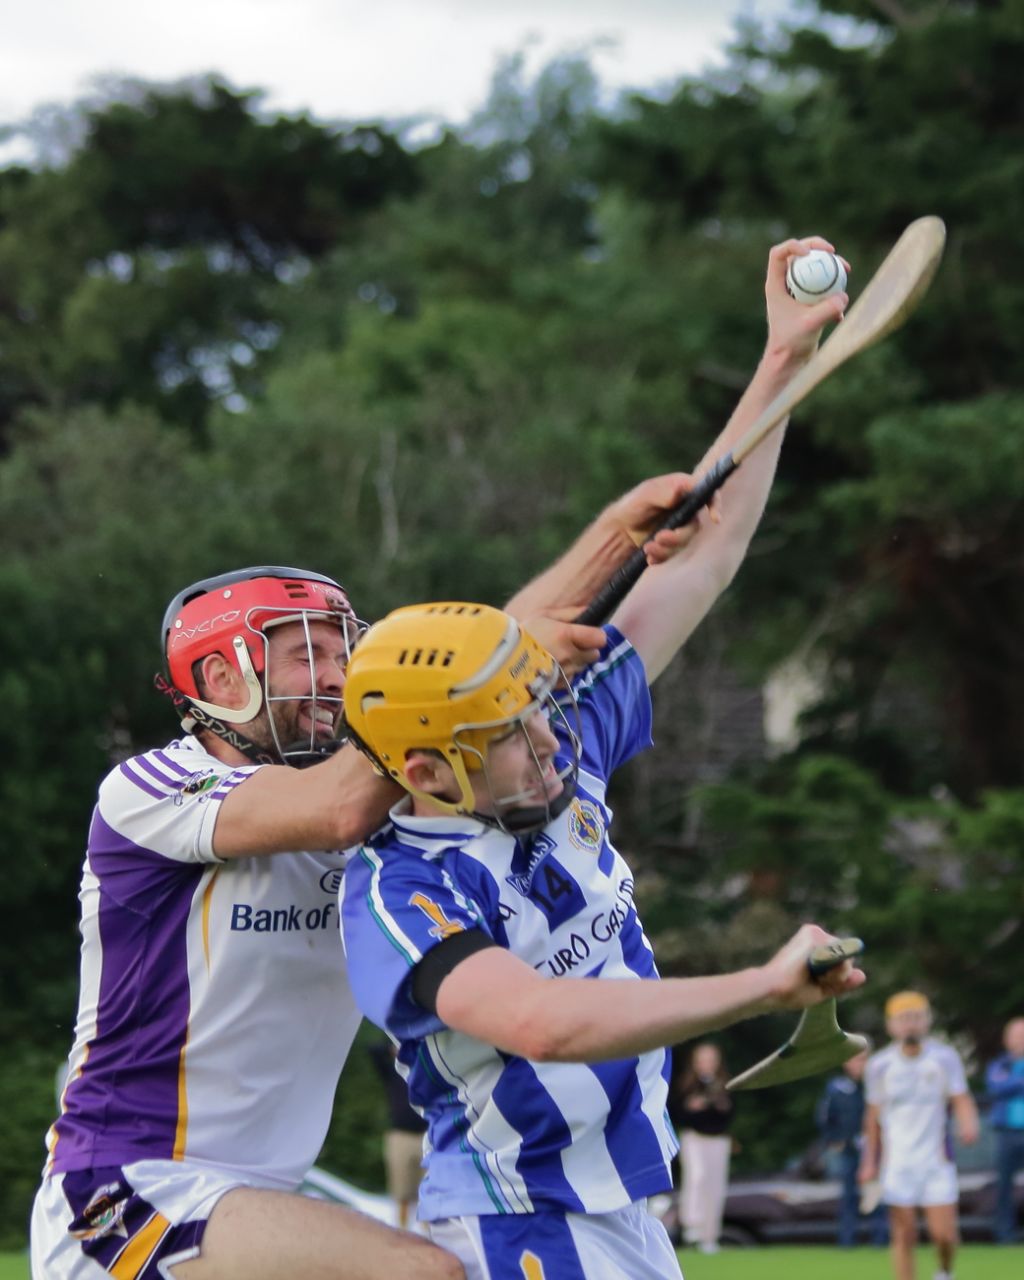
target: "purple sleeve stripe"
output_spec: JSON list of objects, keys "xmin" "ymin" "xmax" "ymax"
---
[
  {"xmin": 119, "ymin": 761, "xmax": 172, "ymax": 801},
  {"xmin": 136, "ymin": 756, "xmax": 188, "ymax": 788},
  {"xmin": 211, "ymin": 772, "xmax": 250, "ymax": 799},
  {"xmin": 152, "ymin": 750, "xmax": 191, "ymax": 776}
]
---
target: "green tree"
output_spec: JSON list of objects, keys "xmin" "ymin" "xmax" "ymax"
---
[
  {"xmin": 592, "ymin": 0, "xmax": 1024, "ymax": 797},
  {"xmin": 0, "ymin": 80, "xmax": 420, "ymax": 435}
]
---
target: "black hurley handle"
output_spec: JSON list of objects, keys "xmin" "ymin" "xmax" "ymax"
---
[
  {"xmin": 575, "ymin": 451, "xmax": 740, "ymax": 626},
  {"xmin": 808, "ymin": 937, "xmax": 864, "ymax": 977}
]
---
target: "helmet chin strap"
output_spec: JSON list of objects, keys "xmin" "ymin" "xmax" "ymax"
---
[
  {"xmin": 154, "ymin": 675, "xmax": 281, "ymax": 766},
  {"xmin": 155, "ymin": 667, "xmax": 345, "ymax": 768},
  {"xmin": 273, "ymin": 736, "xmax": 347, "ymax": 770},
  {"xmin": 476, "ymin": 774, "xmax": 579, "ymax": 836},
  {"xmin": 185, "ymin": 637, "xmax": 263, "ymax": 724}
]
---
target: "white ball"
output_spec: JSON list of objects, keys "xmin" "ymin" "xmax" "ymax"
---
[{"xmin": 785, "ymin": 249, "xmax": 847, "ymax": 305}]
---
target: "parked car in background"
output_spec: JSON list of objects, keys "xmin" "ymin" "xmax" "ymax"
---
[
  {"xmin": 303, "ymin": 1116, "xmax": 1024, "ymax": 1247},
  {"xmin": 655, "ymin": 1118, "xmax": 1024, "ymax": 1246}
]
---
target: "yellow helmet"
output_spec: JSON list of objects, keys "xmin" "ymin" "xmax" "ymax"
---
[
  {"xmin": 885, "ymin": 991, "xmax": 930, "ymax": 1018},
  {"xmin": 343, "ymin": 602, "xmax": 580, "ymax": 830}
]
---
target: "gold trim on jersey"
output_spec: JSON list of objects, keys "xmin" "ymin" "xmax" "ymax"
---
[{"xmin": 109, "ymin": 1211, "xmax": 171, "ymax": 1279}]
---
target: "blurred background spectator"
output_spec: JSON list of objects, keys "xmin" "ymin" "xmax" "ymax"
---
[
  {"xmin": 815, "ymin": 1043, "xmax": 888, "ymax": 1247},
  {"xmin": 669, "ymin": 1041, "xmax": 735, "ymax": 1254},
  {"xmin": 369, "ymin": 1040, "xmax": 428, "ymax": 1230},
  {"xmin": 985, "ymin": 1015, "xmax": 1024, "ymax": 1245}
]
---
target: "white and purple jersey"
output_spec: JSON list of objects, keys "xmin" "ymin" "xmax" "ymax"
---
[
  {"xmin": 341, "ymin": 629, "xmax": 678, "ymax": 1221},
  {"xmin": 865, "ymin": 1037, "xmax": 968, "ymax": 1171},
  {"xmin": 46, "ymin": 735, "xmax": 359, "ymax": 1189}
]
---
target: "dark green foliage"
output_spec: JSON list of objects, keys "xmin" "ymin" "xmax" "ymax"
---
[
  {"xmin": 0, "ymin": 81, "xmax": 419, "ymax": 435},
  {"xmin": 0, "ymin": 1048, "xmax": 63, "ymax": 1251}
]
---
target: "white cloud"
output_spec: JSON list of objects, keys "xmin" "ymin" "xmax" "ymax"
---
[{"xmin": 1, "ymin": 0, "xmax": 794, "ymax": 130}]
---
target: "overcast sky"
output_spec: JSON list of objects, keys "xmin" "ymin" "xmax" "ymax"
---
[{"xmin": 1, "ymin": 0, "xmax": 798, "ymax": 135}]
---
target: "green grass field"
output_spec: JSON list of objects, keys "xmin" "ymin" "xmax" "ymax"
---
[
  {"xmin": 673, "ymin": 1244, "xmax": 1024, "ymax": 1279},
  {"xmin": 5, "ymin": 1244, "xmax": 1024, "ymax": 1279}
]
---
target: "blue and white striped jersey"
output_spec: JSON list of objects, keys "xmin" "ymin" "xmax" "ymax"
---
[{"xmin": 341, "ymin": 629, "xmax": 678, "ymax": 1221}]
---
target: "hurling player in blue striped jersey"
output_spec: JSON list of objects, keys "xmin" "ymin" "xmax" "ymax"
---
[
  {"xmin": 341, "ymin": 604, "xmax": 864, "ymax": 1279},
  {"xmin": 339, "ymin": 237, "xmax": 862, "ymax": 1280}
]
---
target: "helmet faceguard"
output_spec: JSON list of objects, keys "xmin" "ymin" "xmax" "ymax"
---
[
  {"xmin": 157, "ymin": 566, "xmax": 366, "ymax": 767},
  {"xmin": 343, "ymin": 603, "xmax": 581, "ymax": 834}
]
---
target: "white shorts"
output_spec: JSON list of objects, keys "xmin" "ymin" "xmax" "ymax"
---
[
  {"xmin": 427, "ymin": 1200, "xmax": 682, "ymax": 1280},
  {"xmin": 30, "ymin": 1159, "xmax": 255, "ymax": 1279},
  {"xmin": 881, "ymin": 1159, "xmax": 959, "ymax": 1208}
]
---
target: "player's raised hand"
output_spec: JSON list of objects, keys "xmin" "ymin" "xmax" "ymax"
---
[
  {"xmin": 605, "ymin": 472, "xmax": 718, "ymax": 566},
  {"xmin": 524, "ymin": 609, "xmax": 607, "ymax": 677},
  {"xmin": 766, "ymin": 236, "xmax": 850, "ymax": 361}
]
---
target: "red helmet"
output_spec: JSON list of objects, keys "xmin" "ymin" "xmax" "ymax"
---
[{"xmin": 159, "ymin": 566, "xmax": 364, "ymax": 766}]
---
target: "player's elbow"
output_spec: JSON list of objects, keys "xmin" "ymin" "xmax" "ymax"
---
[
  {"xmin": 501, "ymin": 1002, "xmax": 593, "ymax": 1063},
  {"xmin": 513, "ymin": 1022, "xmax": 569, "ymax": 1063},
  {"xmin": 479, "ymin": 1001, "xmax": 577, "ymax": 1063},
  {"xmin": 438, "ymin": 952, "xmax": 594, "ymax": 1063},
  {"xmin": 509, "ymin": 1032, "xmax": 570, "ymax": 1063},
  {"xmin": 457, "ymin": 1008, "xmax": 560, "ymax": 1062}
]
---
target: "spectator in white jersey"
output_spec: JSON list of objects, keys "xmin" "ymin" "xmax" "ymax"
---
[
  {"xmin": 859, "ymin": 991, "xmax": 979, "ymax": 1280},
  {"xmin": 31, "ymin": 231, "xmax": 845, "ymax": 1280},
  {"xmin": 27, "ymin": 489, "xmax": 703, "ymax": 1280}
]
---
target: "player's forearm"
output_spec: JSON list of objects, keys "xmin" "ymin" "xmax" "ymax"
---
[
  {"xmin": 508, "ymin": 342, "xmax": 807, "ymax": 627},
  {"xmin": 213, "ymin": 745, "xmax": 399, "ymax": 856},
  {"xmin": 953, "ymin": 1091, "xmax": 980, "ymax": 1140},
  {"xmin": 439, "ymin": 956, "xmax": 777, "ymax": 1063},
  {"xmin": 517, "ymin": 970, "xmax": 782, "ymax": 1062},
  {"xmin": 685, "ymin": 343, "xmax": 811, "ymax": 578},
  {"xmin": 610, "ymin": 350, "xmax": 803, "ymax": 681},
  {"xmin": 505, "ymin": 507, "xmax": 641, "ymax": 619},
  {"xmin": 861, "ymin": 1108, "xmax": 881, "ymax": 1167}
]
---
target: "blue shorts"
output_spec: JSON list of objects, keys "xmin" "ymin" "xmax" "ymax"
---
[
  {"xmin": 31, "ymin": 1159, "xmax": 243, "ymax": 1279},
  {"xmin": 428, "ymin": 1201, "xmax": 682, "ymax": 1280}
]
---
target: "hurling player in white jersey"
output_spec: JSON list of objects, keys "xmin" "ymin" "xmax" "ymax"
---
[
  {"xmin": 29, "ymin": 502, "xmax": 697, "ymax": 1280},
  {"xmin": 860, "ymin": 992, "xmax": 979, "ymax": 1280}
]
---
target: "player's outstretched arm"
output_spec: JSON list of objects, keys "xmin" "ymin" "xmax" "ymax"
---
[
  {"xmin": 612, "ymin": 237, "xmax": 848, "ymax": 683},
  {"xmin": 504, "ymin": 473, "xmax": 702, "ymax": 673},
  {"xmin": 434, "ymin": 922, "xmax": 863, "ymax": 1063},
  {"xmin": 212, "ymin": 745, "xmax": 400, "ymax": 857},
  {"xmin": 506, "ymin": 472, "xmax": 703, "ymax": 618}
]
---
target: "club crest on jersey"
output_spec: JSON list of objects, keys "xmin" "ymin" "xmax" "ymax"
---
[
  {"xmin": 409, "ymin": 892, "xmax": 465, "ymax": 940},
  {"xmin": 175, "ymin": 769, "xmax": 219, "ymax": 806},
  {"xmin": 568, "ymin": 798, "xmax": 604, "ymax": 852},
  {"xmin": 68, "ymin": 1183, "xmax": 129, "ymax": 1241}
]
